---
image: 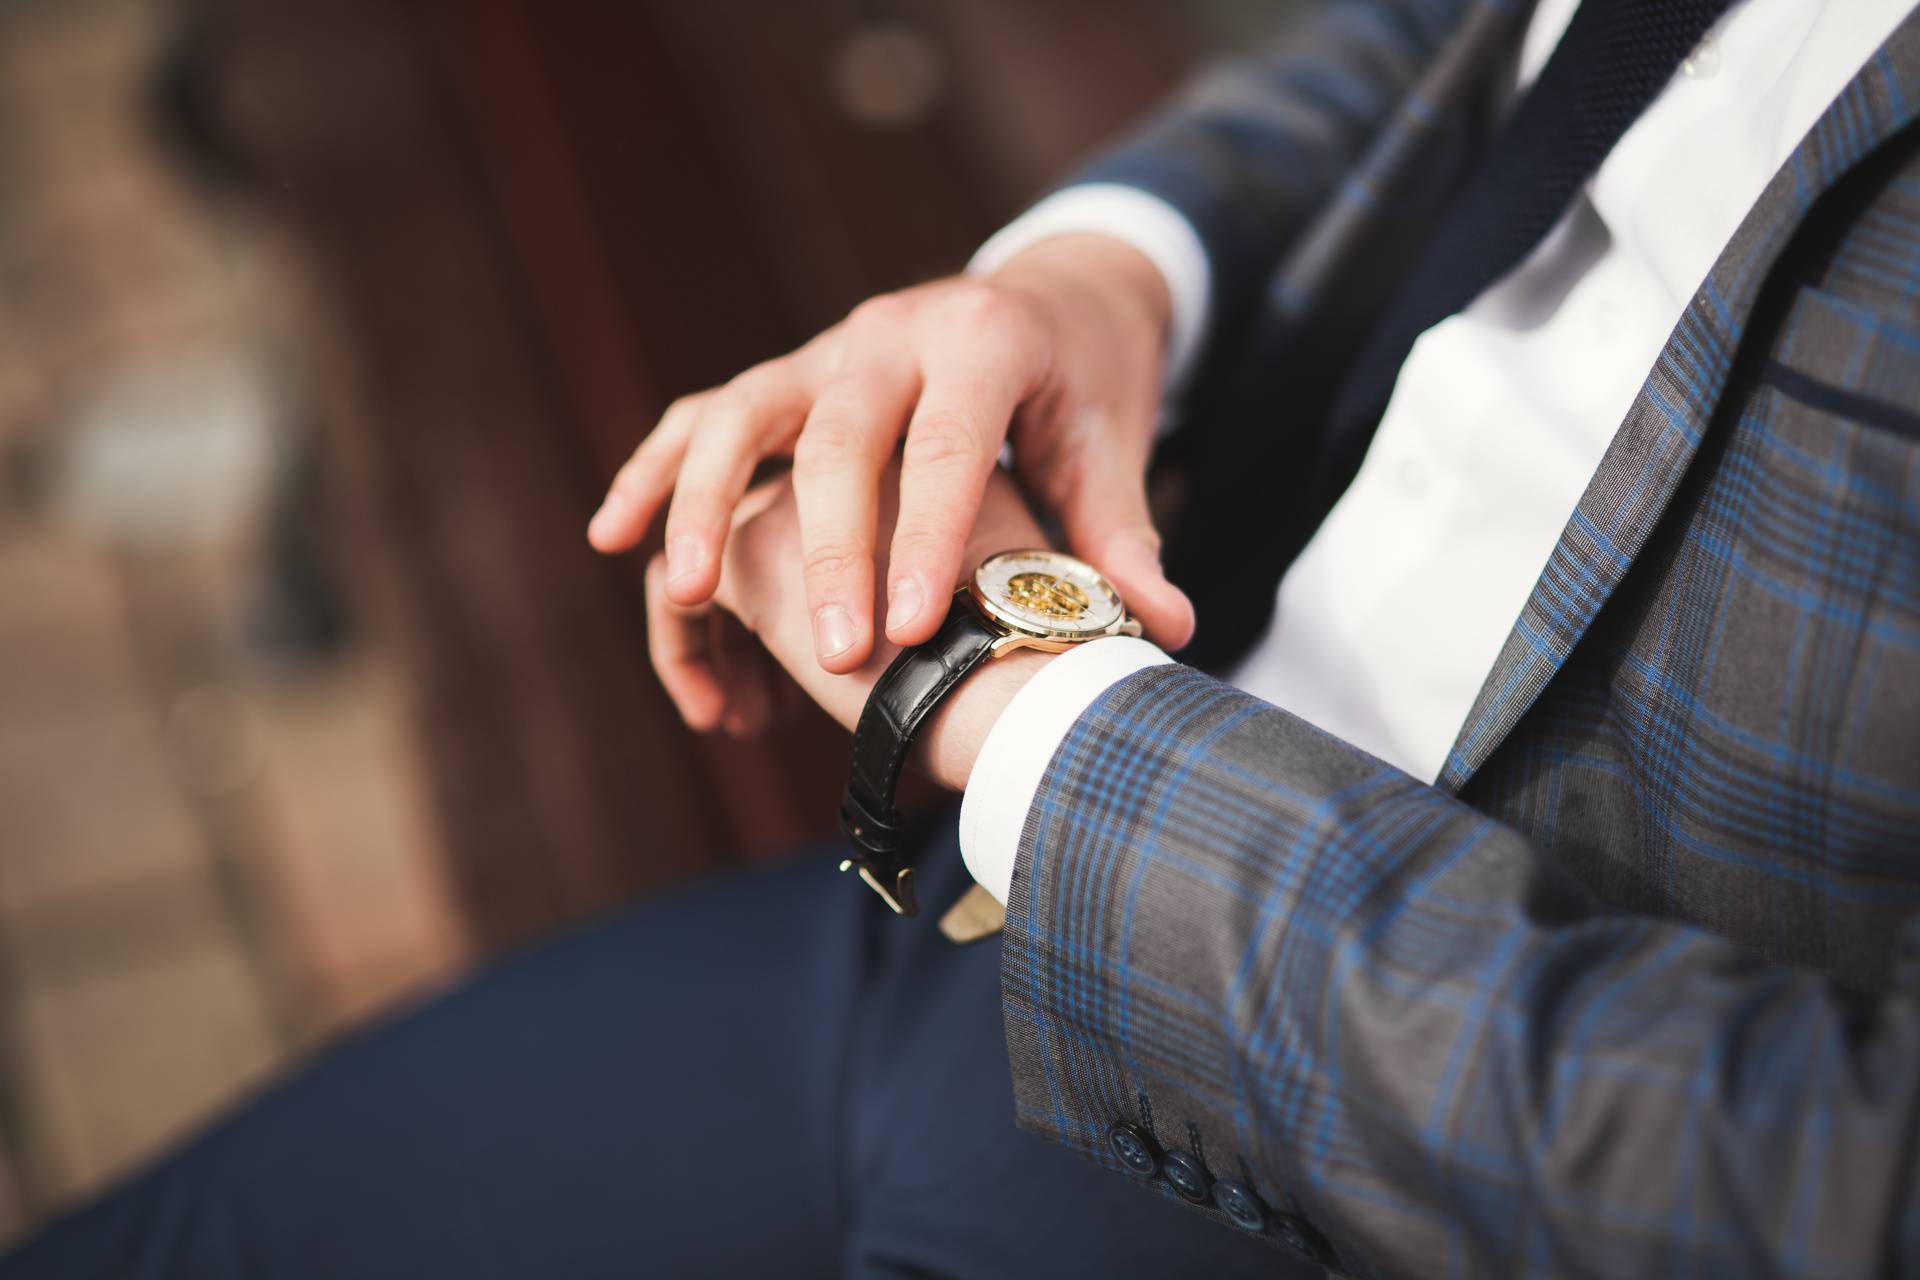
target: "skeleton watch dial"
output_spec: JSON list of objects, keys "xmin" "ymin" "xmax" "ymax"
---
[{"xmin": 969, "ymin": 550, "xmax": 1124, "ymax": 637}]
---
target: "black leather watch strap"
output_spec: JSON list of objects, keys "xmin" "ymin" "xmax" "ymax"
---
[{"xmin": 840, "ymin": 600, "xmax": 1000, "ymax": 915}]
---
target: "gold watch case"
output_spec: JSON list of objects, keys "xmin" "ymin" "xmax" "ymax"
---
[{"xmin": 964, "ymin": 549, "xmax": 1143, "ymax": 653}]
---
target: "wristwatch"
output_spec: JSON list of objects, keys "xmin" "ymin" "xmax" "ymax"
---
[{"xmin": 839, "ymin": 548, "xmax": 1142, "ymax": 917}]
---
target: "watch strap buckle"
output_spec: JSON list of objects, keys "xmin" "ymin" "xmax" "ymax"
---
[{"xmin": 838, "ymin": 858, "xmax": 918, "ymax": 916}]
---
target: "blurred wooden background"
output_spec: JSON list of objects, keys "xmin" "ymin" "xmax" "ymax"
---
[
  {"xmin": 196, "ymin": 0, "xmax": 1213, "ymax": 946},
  {"xmin": 0, "ymin": 0, "xmax": 1288, "ymax": 1240}
]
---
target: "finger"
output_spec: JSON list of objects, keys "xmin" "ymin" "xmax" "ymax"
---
[
  {"xmin": 1053, "ymin": 432, "xmax": 1196, "ymax": 649},
  {"xmin": 588, "ymin": 393, "xmax": 704, "ymax": 553},
  {"xmin": 714, "ymin": 614, "xmax": 778, "ymax": 737},
  {"xmin": 661, "ymin": 364, "xmax": 811, "ymax": 605},
  {"xmin": 592, "ymin": 330, "xmax": 843, "ymax": 555},
  {"xmin": 886, "ymin": 346, "xmax": 1034, "ymax": 646},
  {"xmin": 645, "ymin": 552, "xmax": 727, "ymax": 731},
  {"xmin": 792, "ymin": 370, "xmax": 917, "ymax": 672}
]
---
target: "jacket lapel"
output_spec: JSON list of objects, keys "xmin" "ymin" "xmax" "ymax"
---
[
  {"xmin": 1437, "ymin": 11, "xmax": 1920, "ymax": 792},
  {"xmin": 1272, "ymin": 0, "xmax": 1533, "ymax": 318}
]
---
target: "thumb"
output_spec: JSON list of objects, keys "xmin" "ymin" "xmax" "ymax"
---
[{"xmin": 1054, "ymin": 449, "xmax": 1195, "ymax": 651}]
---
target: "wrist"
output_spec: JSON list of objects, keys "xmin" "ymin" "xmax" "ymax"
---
[
  {"xmin": 913, "ymin": 647, "xmax": 1056, "ymax": 792},
  {"xmin": 987, "ymin": 233, "xmax": 1172, "ymax": 356}
]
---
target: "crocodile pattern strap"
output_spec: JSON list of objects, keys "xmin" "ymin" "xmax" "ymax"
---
[{"xmin": 839, "ymin": 602, "xmax": 1000, "ymax": 915}]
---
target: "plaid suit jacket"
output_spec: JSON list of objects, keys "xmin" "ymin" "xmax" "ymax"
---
[{"xmin": 1002, "ymin": 3, "xmax": 1920, "ymax": 1276}]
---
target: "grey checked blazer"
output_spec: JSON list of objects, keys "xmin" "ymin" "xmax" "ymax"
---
[{"xmin": 1000, "ymin": 3, "xmax": 1920, "ymax": 1276}]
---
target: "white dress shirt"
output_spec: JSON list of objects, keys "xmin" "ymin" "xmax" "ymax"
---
[{"xmin": 957, "ymin": 0, "xmax": 1912, "ymax": 906}]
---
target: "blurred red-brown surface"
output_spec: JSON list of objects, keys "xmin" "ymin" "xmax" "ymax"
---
[
  {"xmin": 0, "ymin": 0, "xmax": 1270, "ymax": 1243},
  {"xmin": 207, "ymin": 0, "xmax": 1209, "ymax": 943}
]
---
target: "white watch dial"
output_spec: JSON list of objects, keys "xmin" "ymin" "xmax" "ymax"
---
[{"xmin": 972, "ymin": 550, "xmax": 1124, "ymax": 637}]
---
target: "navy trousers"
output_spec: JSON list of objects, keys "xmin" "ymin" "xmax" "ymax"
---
[{"xmin": 0, "ymin": 822, "xmax": 1301, "ymax": 1278}]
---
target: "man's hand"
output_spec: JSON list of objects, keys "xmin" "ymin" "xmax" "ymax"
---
[
  {"xmin": 646, "ymin": 464, "xmax": 1057, "ymax": 791},
  {"xmin": 590, "ymin": 234, "xmax": 1195, "ymax": 674}
]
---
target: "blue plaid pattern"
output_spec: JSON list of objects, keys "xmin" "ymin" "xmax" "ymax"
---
[{"xmin": 1003, "ymin": 5, "xmax": 1920, "ymax": 1277}]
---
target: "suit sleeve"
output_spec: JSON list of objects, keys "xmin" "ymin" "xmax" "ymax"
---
[
  {"xmin": 1001, "ymin": 664, "xmax": 1920, "ymax": 1279},
  {"xmin": 1058, "ymin": 0, "xmax": 1474, "ymax": 380}
]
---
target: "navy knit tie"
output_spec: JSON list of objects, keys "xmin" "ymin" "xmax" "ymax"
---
[{"xmin": 1318, "ymin": 0, "xmax": 1739, "ymax": 485}]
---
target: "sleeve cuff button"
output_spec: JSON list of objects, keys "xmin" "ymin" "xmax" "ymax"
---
[
  {"xmin": 1105, "ymin": 1122, "xmax": 1161, "ymax": 1177},
  {"xmin": 1209, "ymin": 1178, "xmax": 1267, "ymax": 1233},
  {"xmin": 1161, "ymin": 1151, "xmax": 1212, "ymax": 1204},
  {"xmin": 1273, "ymin": 1212, "xmax": 1332, "ymax": 1264}
]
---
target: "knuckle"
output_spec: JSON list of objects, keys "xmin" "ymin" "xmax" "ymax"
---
[
  {"xmin": 662, "ymin": 391, "xmax": 707, "ymax": 422},
  {"xmin": 726, "ymin": 361, "xmax": 782, "ymax": 397},
  {"xmin": 652, "ymin": 395, "xmax": 699, "ymax": 438},
  {"xmin": 718, "ymin": 364, "xmax": 788, "ymax": 417},
  {"xmin": 938, "ymin": 283, "xmax": 1016, "ymax": 335},
  {"xmin": 788, "ymin": 446, "xmax": 836, "ymax": 489},
  {"xmin": 688, "ymin": 402, "xmax": 758, "ymax": 453},
  {"xmin": 800, "ymin": 540, "xmax": 866, "ymax": 585},
  {"xmin": 889, "ymin": 521, "xmax": 957, "ymax": 564},
  {"xmin": 793, "ymin": 411, "xmax": 869, "ymax": 472},
  {"xmin": 654, "ymin": 391, "xmax": 713, "ymax": 442},
  {"xmin": 904, "ymin": 413, "xmax": 986, "ymax": 469},
  {"xmin": 847, "ymin": 293, "xmax": 910, "ymax": 333}
]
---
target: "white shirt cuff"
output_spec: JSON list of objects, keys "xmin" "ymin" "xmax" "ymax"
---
[
  {"xmin": 967, "ymin": 184, "xmax": 1212, "ymax": 396},
  {"xmin": 957, "ymin": 636, "xmax": 1173, "ymax": 903}
]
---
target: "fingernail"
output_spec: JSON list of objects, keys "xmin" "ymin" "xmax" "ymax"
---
[
  {"xmin": 887, "ymin": 577, "xmax": 923, "ymax": 632},
  {"xmin": 666, "ymin": 534, "xmax": 704, "ymax": 586},
  {"xmin": 587, "ymin": 492, "xmax": 630, "ymax": 541},
  {"xmin": 814, "ymin": 604, "xmax": 855, "ymax": 659}
]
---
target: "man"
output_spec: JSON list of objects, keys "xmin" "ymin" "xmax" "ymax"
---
[{"xmin": 10, "ymin": 0, "xmax": 1920, "ymax": 1276}]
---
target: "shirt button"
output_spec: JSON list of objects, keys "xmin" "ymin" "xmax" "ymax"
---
[
  {"xmin": 1209, "ymin": 1178, "xmax": 1267, "ymax": 1233},
  {"xmin": 1682, "ymin": 33, "xmax": 1722, "ymax": 78},
  {"xmin": 1105, "ymin": 1122, "xmax": 1160, "ymax": 1177},
  {"xmin": 1161, "ymin": 1151, "xmax": 1212, "ymax": 1204}
]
